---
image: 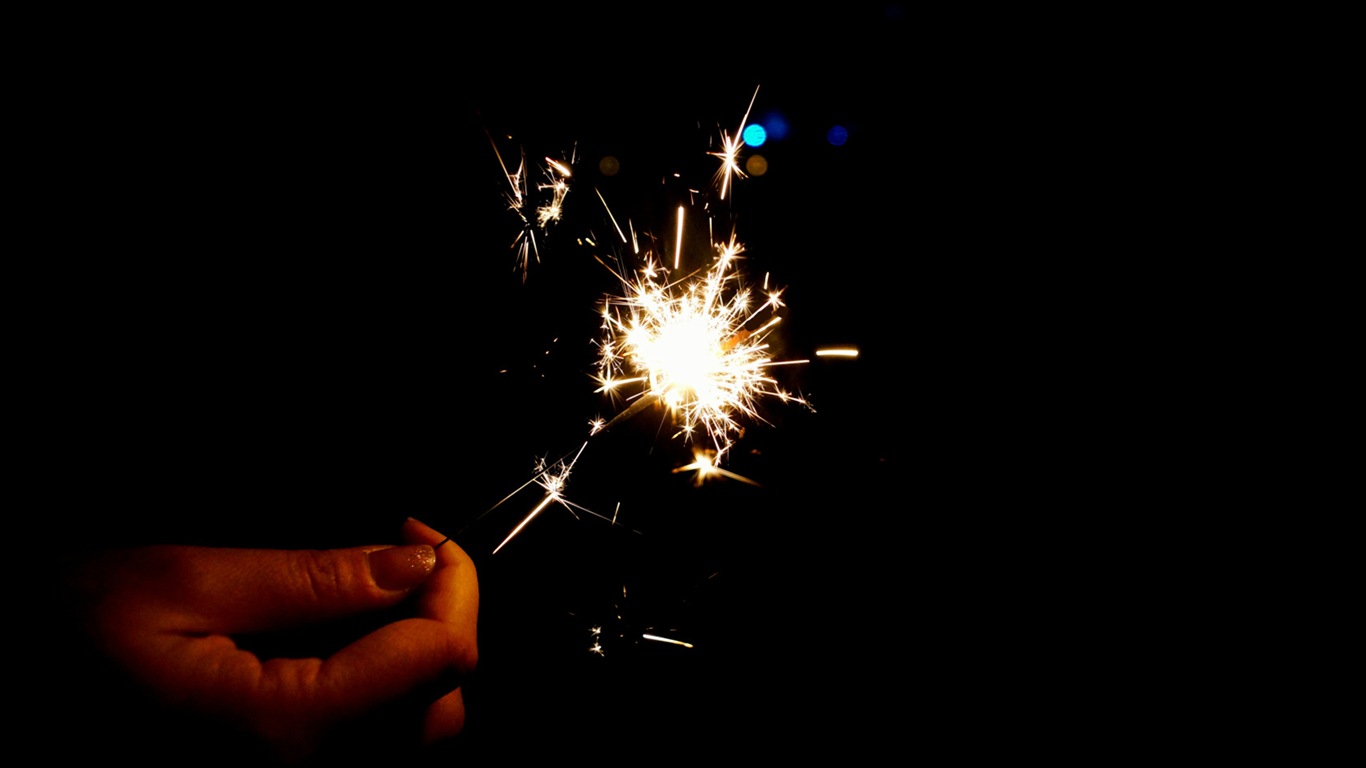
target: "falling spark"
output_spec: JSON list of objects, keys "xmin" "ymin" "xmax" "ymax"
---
[
  {"xmin": 815, "ymin": 347, "xmax": 860, "ymax": 358},
  {"xmin": 594, "ymin": 224, "xmax": 810, "ymax": 463},
  {"xmin": 487, "ymin": 132, "xmax": 574, "ymax": 281},
  {"xmin": 674, "ymin": 205, "xmax": 685, "ymax": 270},
  {"xmin": 642, "ymin": 633, "xmax": 694, "ymax": 649},
  {"xmin": 672, "ymin": 447, "xmax": 762, "ymax": 487},
  {"xmin": 709, "ymin": 85, "xmax": 760, "ymax": 201},
  {"xmin": 488, "ymin": 138, "xmax": 536, "ymax": 279},
  {"xmin": 545, "ymin": 157, "xmax": 573, "ymax": 178},
  {"xmin": 596, "ymin": 187, "xmax": 629, "ymax": 247}
]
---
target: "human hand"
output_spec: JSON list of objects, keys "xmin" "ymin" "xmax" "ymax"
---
[{"xmin": 69, "ymin": 517, "xmax": 477, "ymax": 762}]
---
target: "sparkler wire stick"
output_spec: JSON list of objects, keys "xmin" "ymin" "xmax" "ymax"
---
[{"xmin": 595, "ymin": 391, "xmax": 661, "ymax": 433}]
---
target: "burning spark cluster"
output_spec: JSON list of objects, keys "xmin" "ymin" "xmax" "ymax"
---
[
  {"xmin": 595, "ymin": 231, "xmax": 808, "ymax": 463},
  {"xmin": 488, "ymin": 133, "xmax": 575, "ymax": 281}
]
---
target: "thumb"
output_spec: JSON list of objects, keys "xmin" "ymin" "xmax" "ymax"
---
[{"xmin": 166, "ymin": 543, "xmax": 438, "ymax": 634}]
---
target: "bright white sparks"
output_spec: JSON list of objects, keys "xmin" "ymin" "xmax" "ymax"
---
[
  {"xmin": 488, "ymin": 133, "xmax": 574, "ymax": 282},
  {"xmin": 672, "ymin": 447, "xmax": 761, "ymax": 487},
  {"xmin": 710, "ymin": 86, "xmax": 760, "ymax": 201},
  {"xmin": 491, "ymin": 442, "xmax": 590, "ymax": 554},
  {"xmin": 815, "ymin": 347, "xmax": 860, "ymax": 358},
  {"xmin": 595, "ymin": 226, "xmax": 810, "ymax": 463},
  {"xmin": 674, "ymin": 206, "xmax": 685, "ymax": 270},
  {"xmin": 536, "ymin": 153, "xmax": 573, "ymax": 228},
  {"xmin": 642, "ymin": 633, "xmax": 694, "ymax": 648}
]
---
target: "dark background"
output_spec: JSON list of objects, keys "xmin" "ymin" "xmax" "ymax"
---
[{"xmin": 33, "ymin": 6, "xmax": 1148, "ymax": 762}]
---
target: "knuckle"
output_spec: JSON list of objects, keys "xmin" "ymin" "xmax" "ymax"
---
[
  {"xmin": 449, "ymin": 630, "xmax": 479, "ymax": 674},
  {"xmin": 293, "ymin": 549, "xmax": 347, "ymax": 604}
]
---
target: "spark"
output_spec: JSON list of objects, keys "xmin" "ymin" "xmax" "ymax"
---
[
  {"xmin": 536, "ymin": 152, "xmax": 574, "ymax": 228},
  {"xmin": 488, "ymin": 137, "xmax": 536, "ymax": 280},
  {"xmin": 487, "ymin": 132, "xmax": 574, "ymax": 281},
  {"xmin": 594, "ymin": 226, "xmax": 810, "ymax": 462},
  {"xmin": 816, "ymin": 347, "xmax": 860, "ymax": 358},
  {"xmin": 492, "ymin": 442, "xmax": 591, "ymax": 555},
  {"xmin": 709, "ymin": 85, "xmax": 760, "ymax": 201},
  {"xmin": 642, "ymin": 633, "xmax": 694, "ymax": 649},
  {"xmin": 484, "ymin": 439, "xmax": 640, "ymax": 552},
  {"xmin": 672, "ymin": 448, "xmax": 762, "ymax": 487},
  {"xmin": 596, "ymin": 187, "xmax": 629, "ymax": 246},
  {"xmin": 674, "ymin": 205, "xmax": 685, "ymax": 270},
  {"xmin": 545, "ymin": 157, "xmax": 573, "ymax": 178}
]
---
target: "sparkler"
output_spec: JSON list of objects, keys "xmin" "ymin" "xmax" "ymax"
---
[{"xmin": 479, "ymin": 85, "xmax": 809, "ymax": 555}]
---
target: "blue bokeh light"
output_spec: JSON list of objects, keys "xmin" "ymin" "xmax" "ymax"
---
[
  {"xmin": 827, "ymin": 124, "xmax": 849, "ymax": 146},
  {"xmin": 742, "ymin": 124, "xmax": 767, "ymax": 147},
  {"xmin": 762, "ymin": 111, "xmax": 789, "ymax": 141}
]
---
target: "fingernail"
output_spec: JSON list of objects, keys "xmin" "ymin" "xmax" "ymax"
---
[{"xmin": 369, "ymin": 545, "xmax": 436, "ymax": 591}]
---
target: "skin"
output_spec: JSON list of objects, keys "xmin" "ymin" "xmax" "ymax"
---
[{"xmin": 70, "ymin": 517, "xmax": 478, "ymax": 762}]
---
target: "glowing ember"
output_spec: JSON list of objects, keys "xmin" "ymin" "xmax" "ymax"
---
[
  {"xmin": 672, "ymin": 447, "xmax": 761, "ymax": 487},
  {"xmin": 594, "ymin": 228, "xmax": 809, "ymax": 463}
]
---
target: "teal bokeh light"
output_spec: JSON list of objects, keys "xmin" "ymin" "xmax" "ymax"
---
[{"xmin": 742, "ymin": 124, "xmax": 767, "ymax": 147}]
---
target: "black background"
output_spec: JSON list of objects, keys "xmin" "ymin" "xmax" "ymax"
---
[{"xmin": 32, "ymin": 6, "xmax": 1149, "ymax": 762}]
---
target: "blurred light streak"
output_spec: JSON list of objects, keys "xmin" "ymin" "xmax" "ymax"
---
[{"xmin": 642, "ymin": 634, "xmax": 694, "ymax": 648}]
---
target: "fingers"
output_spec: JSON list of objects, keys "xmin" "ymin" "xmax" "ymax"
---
[
  {"xmin": 102, "ymin": 541, "xmax": 437, "ymax": 636},
  {"xmin": 423, "ymin": 688, "xmax": 467, "ymax": 744},
  {"xmin": 402, "ymin": 517, "xmax": 479, "ymax": 638},
  {"xmin": 85, "ymin": 519, "xmax": 478, "ymax": 757},
  {"xmin": 401, "ymin": 517, "xmax": 479, "ymax": 744},
  {"xmin": 139, "ymin": 617, "xmax": 473, "ymax": 758}
]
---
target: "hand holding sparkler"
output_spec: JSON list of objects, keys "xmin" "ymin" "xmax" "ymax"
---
[{"xmin": 60, "ymin": 517, "xmax": 478, "ymax": 763}]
